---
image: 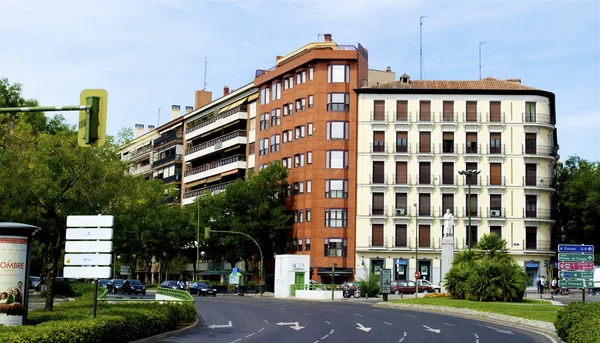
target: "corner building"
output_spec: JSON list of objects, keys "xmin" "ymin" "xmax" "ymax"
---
[
  {"xmin": 354, "ymin": 75, "xmax": 558, "ymax": 287},
  {"xmin": 253, "ymin": 34, "xmax": 369, "ymax": 283}
]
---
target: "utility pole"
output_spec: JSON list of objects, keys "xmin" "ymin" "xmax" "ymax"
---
[
  {"xmin": 414, "ymin": 203, "xmax": 419, "ymax": 297},
  {"xmin": 420, "ymin": 16, "xmax": 428, "ymax": 80},
  {"xmin": 479, "ymin": 42, "xmax": 487, "ymax": 80}
]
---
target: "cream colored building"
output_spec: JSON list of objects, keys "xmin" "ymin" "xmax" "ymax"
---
[{"xmin": 354, "ymin": 75, "xmax": 558, "ymax": 287}]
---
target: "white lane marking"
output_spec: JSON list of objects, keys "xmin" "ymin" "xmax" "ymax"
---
[
  {"xmin": 264, "ymin": 319, "xmax": 269, "ymax": 324},
  {"xmin": 248, "ymin": 311, "xmax": 255, "ymax": 315},
  {"xmin": 399, "ymin": 331, "xmax": 407, "ymax": 342},
  {"xmin": 303, "ymin": 312, "xmax": 312, "ymax": 316},
  {"xmin": 321, "ymin": 335, "xmax": 329, "ymax": 340},
  {"xmin": 443, "ymin": 322, "xmax": 455, "ymax": 326},
  {"xmin": 405, "ymin": 314, "xmax": 416, "ymax": 318},
  {"xmin": 257, "ymin": 328, "xmax": 265, "ymax": 333},
  {"xmin": 325, "ymin": 320, "xmax": 331, "ymax": 325},
  {"xmin": 474, "ymin": 333, "xmax": 479, "ymax": 343},
  {"xmin": 330, "ymin": 329, "xmax": 334, "ymax": 335},
  {"xmin": 384, "ymin": 321, "xmax": 393, "ymax": 326},
  {"xmin": 487, "ymin": 325, "xmax": 514, "ymax": 335},
  {"xmin": 278, "ymin": 307, "xmax": 286, "ymax": 311},
  {"xmin": 231, "ymin": 340, "xmax": 241, "ymax": 343},
  {"xmin": 354, "ymin": 313, "xmax": 363, "ymax": 317},
  {"xmin": 245, "ymin": 333, "xmax": 255, "ymax": 338},
  {"xmin": 373, "ymin": 309, "xmax": 382, "ymax": 312}
]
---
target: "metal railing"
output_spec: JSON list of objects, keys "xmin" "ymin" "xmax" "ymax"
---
[
  {"xmin": 370, "ymin": 142, "xmax": 388, "ymax": 153},
  {"xmin": 440, "ymin": 175, "xmax": 458, "ymax": 186},
  {"xmin": 439, "ymin": 112, "xmax": 459, "ymax": 123},
  {"xmin": 391, "ymin": 174, "xmax": 411, "ymax": 185},
  {"xmin": 416, "ymin": 143, "xmax": 434, "ymax": 153},
  {"xmin": 522, "ymin": 144, "xmax": 556, "ymax": 157},
  {"xmin": 395, "ymin": 144, "xmax": 410, "ymax": 153},
  {"xmin": 391, "ymin": 236, "xmax": 410, "ymax": 248},
  {"xmin": 369, "ymin": 205, "xmax": 387, "ymax": 216},
  {"xmin": 130, "ymin": 145, "xmax": 153, "ymax": 159},
  {"xmin": 461, "ymin": 175, "xmax": 482, "ymax": 186},
  {"xmin": 440, "ymin": 143, "xmax": 458, "ymax": 154},
  {"xmin": 186, "ymin": 105, "xmax": 248, "ymax": 134},
  {"xmin": 161, "ymin": 174, "xmax": 181, "ymax": 184},
  {"xmin": 416, "ymin": 174, "xmax": 434, "ymax": 185},
  {"xmin": 487, "ymin": 144, "xmax": 505, "ymax": 154},
  {"xmin": 418, "ymin": 206, "xmax": 434, "ymax": 217},
  {"xmin": 152, "ymin": 154, "xmax": 182, "ymax": 168},
  {"xmin": 523, "ymin": 112, "xmax": 552, "ymax": 125},
  {"xmin": 183, "ymin": 181, "xmax": 236, "ymax": 198},
  {"xmin": 370, "ymin": 173, "xmax": 387, "ymax": 184},
  {"xmin": 462, "ymin": 206, "xmax": 481, "ymax": 217},
  {"xmin": 369, "ymin": 236, "xmax": 387, "ymax": 248},
  {"xmin": 486, "ymin": 112, "xmax": 505, "ymax": 123},
  {"xmin": 154, "ymin": 133, "xmax": 183, "ymax": 149},
  {"xmin": 370, "ymin": 111, "xmax": 388, "ymax": 121},
  {"xmin": 184, "ymin": 154, "xmax": 246, "ymax": 177},
  {"xmin": 523, "ymin": 239, "xmax": 552, "ymax": 251},
  {"xmin": 438, "ymin": 207, "xmax": 459, "ymax": 218},
  {"xmin": 392, "ymin": 206, "xmax": 410, "ymax": 217},
  {"xmin": 487, "ymin": 176, "xmax": 506, "ymax": 186},
  {"xmin": 463, "ymin": 112, "xmax": 482, "ymax": 123},
  {"xmin": 523, "ymin": 176, "xmax": 556, "ymax": 188},
  {"xmin": 393, "ymin": 111, "xmax": 411, "ymax": 122},
  {"xmin": 157, "ymin": 287, "xmax": 194, "ymax": 302},
  {"xmin": 524, "ymin": 208, "xmax": 554, "ymax": 219},
  {"xmin": 417, "ymin": 111, "xmax": 433, "ymax": 122},
  {"xmin": 186, "ymin": 130, "xmax": 247, "ymax": 155},
  {"xmin": 487, "ymin": 207, "xmax": 506, "ymax": 218},
  {"xmin": 463, "ymin": 143, "xmax": 481, "ymax": 154}
]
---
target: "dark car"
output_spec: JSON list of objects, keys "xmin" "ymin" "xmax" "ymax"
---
[
  {"xmin": 160, "ymin": 280, "xmax": 179, "ymax": 290},
  {"xmin": 122, "ymin": 279, "xmax": 146, "ymax": 295},
  {"xmin": 91, "ymin": 279, "xmax": 110, "ymax": 288},
  {"xmin": 107, "ymin": 279, "xmax": 126, "ymax": 293},
  {"xmin": 391, "ymin": 280, "xmax": 439, "ymax": 294},
  {"xmin": 190, "ymin": 282, "xmax": 216, "ymax": 296}
]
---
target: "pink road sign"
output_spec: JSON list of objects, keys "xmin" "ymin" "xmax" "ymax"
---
[{"xmin": 558, "ymin": 262, "xmax": 594, "ymax": 271}]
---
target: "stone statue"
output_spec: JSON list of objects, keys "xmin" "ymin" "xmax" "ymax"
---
[{"xmin": 443, "ymin": 209, "xmax": 455, "ymax": 237}]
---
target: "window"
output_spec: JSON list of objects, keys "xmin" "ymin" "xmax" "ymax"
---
[
  {"xmin": 325, "ymin": 179, "xmax": 348, "ymax": 198},
  {"xmin": 283, "ymin": 78, "xmax": 289, "ymax": 90},
  {"xmin": 271, "ymin": 109, "xmax": 280, "ymax": 127},
  {"xmin": 490, "ymin": 226, "xmax": 502, "ymax": 238},
  {"xmin": 525, "ymin": 102, "xmax": 536, "ymax": 122},
  {"xmin": 419, "ymin": 193, "xmax": 431, "ymax": 216},
  {"xmin": 395, "ymin": 224, "xmax": 407, "ymax": 247},
  {"xmin": 283, "ymin": 103, "xmax": 293, "ymax": 116},
  {"xmin": 271, "ymin": 82, "xmax": 281, "ymax": 100},
  {"xmin": 324, "ymin": 238, "xmax": 347, "ymax": 257},
  {"xmin": 466, "ymin": 225, "xmax": 478, "ymax": 248},
  {"xmin": 305, "ymin": 238, "xmax": 311, "ymax": 251},
  {"xmin": 419, "ymin": 162, "xmax": 431, "ymax": 185},
  {"xmin": 490, "ymin": 163, "xmax": 502, "ymax": 185},
  {"xmin": 307, "ymin": 95, "xmax": 314, "ymax": 108},
  {"xmin": 525, "ymin": 163, "xmax": 537, "ymax": 186},
  {"xmin": 466, "ymin": 101, "xmax": 478, "ymax": 122},
  {"xmin": 442, "ymin": 194, "xmax": 454, "ymax": 214},
  {"xmin": 260, "ymin": 113, "xmax": 269, "ymax": 130},
  {"xmin": 260, "ymin": 87, "xmax": 270, "ymax": 105},
  {"xmin": 372, "ymin": 131, "xmax": 385, "ymax": 152},
  {"xmin": 325, "ymin": 209, "xmax": 347, "ymax": 228},
  {"xmin": 419, "ymin": 225, "xmax": 431, "ymax": 248},
  {"xmin": 526, "ymin": 195, "xmax": 537, "ymax": 217},
  {"xmin": 327, "ymin": 93, "xmax": 350, "ymax": 111},
  {"xmin": 525, "ymin": 133, "xmax": 536, "ymax": 154},
  {"xmin": 525, "ymin": 227, "xmax": 537, "ymax": 249},
  {"xmin": 442, "ymin": 162, "xmax": 454, "ymax": 185},
  {"xmin": 419, "ymin": 100, "xmax": 431, "ymax": 121},
  {"xmin": 248, "ymin": 142, "xmax": 255, "ymax": 155},
  {"xmin": 327, "ymin": 65, "xmax": 350, "ymax": 83},
  {"xmin": 465, "ymin": 194, "xmax": 478, "ymax": 217},
  {"xmin": 489, "ymin": 101, "xmax": 501, "ymax": 122},
  {"xmin": 419, "ymin": 132, "xmax": 431, "ymax": 153},
  {"xmin": 490, "ymin": 194, "xmax": 502, "ymax": 216},
  {"xmin": 466, "ymin": 132, "xmax": 478, "ymax": 153},
  {"xmin": 259, "ymin": 163, "xmax": 268, "ymax": 171},
  {"xmin": 395, "ymin": 161, "xmax": 407, "ymax": 184},
  {"xmin": 307, "ymin": 122, "xmax": 313, "ymax": 136},
  {"xmin": 301, "ymin": 70, "xmax": 306, "ymax": 83},
  {"xmin": 295, "ymin": 98, "xmax": 304, "ymax": 112},
  {"xmin": 294, "ymin": 125, "xmax": 306, "ymax": 139},
  {"xmin": 372, "ymin": 224, "xmax": 384, "ymax": 247},
  {"xmin": 294, "ymin": 153, "xmax": 304, "ymax": 167},
  {"xmin": 307, "ymin": 151, "xmax": 312, "ymax": 164},
  {"xmin": 296, "ymin": 70, "xmax": 307, "ymax": 84},
  {"xmin": 396, "ymin": 131, "xmax": 408, "ymax": 152},
  {"xmin": 281, "ymin": 157, "xmax": 288, "ymax": 169},
  {"xmin": 372, "ymin": 161, "xmax": 385, "ymax": 184},
  {"xmin": 372, "ymin": 193, "xmax": 385, "ymax": 215},
  {"xmin": 282, "ymin": 130, "xmax": 289, "ymax": 143},
  {"xmin": 270, "ymin": 134, "xmax": 280, "ymax": 152},
  {"xmin": 293, "ymin": 210, "xmax": 303, "ymax": 223},
  {"xmin": 443, "ymin": 132, "xmax": 454, "ymax": 153},
  {"xmin": 306, "ymin": 209, "xmax": 311, "ymax": 222},
  {"xmin": 297, "ymin": 238, "xmax": 303, "ymax": 252},
  {"xmin": 490, "ymin": 133, "xmax": 502, "ymax": 154},
  {"xmin": 396, "ymin": 100, "xmax": 408, "ymax": 121},
  {"xmin": 259, "ymin": 138, "xmax": 269, "ymax": 156},
  {"xmin": 308, "ymin": 67, "xmax": 314, "ymax": 80},
  {"xmin": 327, "ymin": 121, "xmax": 349, "ymax": 140},
  {"xmin": 443, "ymin": 101, "xmax": 454, "ymax": 121},
  {"xmin": 326, "ymin": 150, "xmax": 348, "ymax": 169},
  {"xmin": 293, "ymin": 182, "xmax": 304, "ymax": 195},
  {"xmin": 395, "ymin": 193, "xmax": 407, "ymax": 214},
  {"xmin": 249, "ymin": 118, "xmax": 256, "ymax": 131},
  {"xmin": 282, "ymin": 157, "xmax": 292, "ymax": 170},
  {"xmin": 373, "ymin": 100, "xmax": 386, "ymax": 120},
  {"xmin": 306, "ymin": 180, "xmax": 312, "ymax": 193},
  {"xmin": 465, "ymin": 162, "xmax": 478, "ymax": 185}
]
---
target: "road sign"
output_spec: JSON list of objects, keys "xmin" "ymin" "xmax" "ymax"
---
[
  {"xmin": 67, "ymin": 215, "xmax": 114, "ymax": 228},
  {"xmin": 558, "ymin": 271, "xmax": 594, "ymax": 279},
  {"xmin": 66, "ymin": 228, "xmax": 113, "ymax": 240},
  {"xmin": 559, "ymin": 279, "xmax": 593, "ymax": 288},
  {"xmin": 558, "ymin": 244, "xmax": 594, "ymax": 253},
  {"xmin": 120, "ymin": 266, "xmax": 130, "ymax": 275},
  {"xmin": 65, "ymin": 240, "xmax": 112, "ymax": 253},
  {"xmin": 64, "ymin": 266, "xmax": 111, "ymax": 279},
  {"xmin": 558, "ymin": 262, "xmax": 594, "ymax": 271},
  {"xmin": 414, "ymin": 271, "xmax": 420, "ymax": 279},
  {"xmin": 558, "ymin": 253, "xmax": 594, "ymax": 262},
  {"xmin": 64, "ymin": 253, "xmax": 112, "ymax": 266}
]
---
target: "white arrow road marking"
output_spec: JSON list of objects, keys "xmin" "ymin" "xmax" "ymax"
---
[
  {"xmin": 399, "ymin": 332, "xmax": 407, "ymax": 342},
  {"xmin": 356, "ymin": 323, "xmax": 372, "ymax": 332},
  {"xmin": 209, "ymin": 321, "xmax": 232, "ymax": 329},
  {"xmin": 474, "ymin": 333, "xmax": 479, "ymax": 343},
  {"xmin": 487, "ymin": 326, "xmax": 514, "ymax": 335},
  {"xmin": 423, "ymin": 325, "xmax": 441, "ymax": 333},
  {"xmin": 384, "ymin": 321, "xmax": 393, "ymax": 326},
  {"xmin": 276, "ymin": 322, "xmax": 305, "ymax": 331}
]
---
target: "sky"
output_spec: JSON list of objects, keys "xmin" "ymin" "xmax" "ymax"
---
[{"xmin": 1, "ymin": 0, "xmax": 598, "ymax": 161}]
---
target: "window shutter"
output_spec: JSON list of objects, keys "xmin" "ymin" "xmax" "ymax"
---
[
  {"xmin": 396, "ymin": 100, "xmax": 408, "ymax": 121},
  {"xmin": 395, "ymin": 225, "xmax": 407, "ymax": 247},
  {"xmin": 442, "ymin": 194, "xmax": 454, "ymax": 213},
  {"xmin": 490, "ymin": 133, "xmax": 501, "ymax": 140},
  {"xmin": 490, "ymin": 163, "xmax": 501, "ymax": 185},
  {"xmin": 372, "ymin": 161, "xmax": 385, "ymax": 183},
  {"xmin": 490, "ymin": 194, "xmax": 501, "ymax": 209},
  {"xmin": 373, "ymin": 131, "xmax": 385, "ymax": 142},
  {"xmin": 442, "ymin": 162, "xmax": 454, "ymax": 184},
  {"xmin": 419, "ymin": 225, "xmax": 430, "ymax": 247},
  {"xmin": 374, "ymin": 100, "xmax": 385, "ymax": 120},
  {"xmin": 395, "ymin": 193, "xmax": 407, "ymax": 208},
  {"xmin": 490, "ymin": 101, "xmax": 501, "ymax": 122},
  {"xmin": 419, "ymin": 162, "xmax": 431, "ymax": 184},
  {"xmin": 419, "ymin": 132, "xmax": 431, "ymax": 152},
  {"xmin": 419, "ymin": 101, "xmax": 431, "ymax": 121},
  {"xmin": 443, "ymin": 101, "xmax": 454, "ymax": 120},
  {"xmin": 443, "ymin": 132, "xmax": 454, "ymax": 140},
  {"xmin": 466, "ymin": 101, "xmax": 478, "ymax": 122},
  {"xmin": 526, "ymin": 163, "xmax": 537, "ymax": 185},
  {"xmin": 372, "ymin": 224, "xmax": 384, "ymax": 246},
  {"xmin": 395, "ymin": 162, "xmax": 407, "ymax": 183},
  {"xmin": 419, "ymin": 193, "xmax": 430, "ymax": 215}
]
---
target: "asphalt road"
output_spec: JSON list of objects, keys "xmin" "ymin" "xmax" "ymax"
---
[{"xmin": 159, "ymin": 295, "xmax": 554, "ymax": 343}]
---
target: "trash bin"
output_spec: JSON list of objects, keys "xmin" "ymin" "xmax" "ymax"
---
[
  {"xmin": 0, "ymin": 222, "xmax": 41, "ymax": 326},
  {"xmin": 259, "ymin": 284, "xmax": 265, "ymax": 294}
]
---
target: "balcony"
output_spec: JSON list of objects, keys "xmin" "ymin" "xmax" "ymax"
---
[
  {"xmin": 132, "ymin": 164, "xmax": 151, "ymax": 174},
  {"xmin": 487, "ymin": 144, "xmax": 505, "ymax": 155},
  {"xmin": 391, "ymin": 174, "xmax": 411, "ymax": 186},
  {"xmin": 416, "ymin": 237, "xmax": 436, "ymax": 249},
  {"xmin": 152, "ymin": 154, "xmax": 182, "ymax": 168},
  {"xmin": 439, "ymin": 112, "xmax": 458, "ymax": 124},
  {"xmin": 487, "ymin": 176, "xmax": 506, "ymax": 187},
  {"xmin": 522, "ymin": 144, "xmax": 556, "ymax": 158},
  {"xmin": 184, "ymin": 154, "xmax": 246, "ymax": 178},
  {"xmin": 369, "ymin": 205, "xmax": 387, "ymax": 216},
  {"xmin": 523, "ymin": 239, "xmax": 552, "ymax": 252},
  {"xmin": 463, "ymin": 143, "xmax": 481, "ymax": 155},
  {"xmin": 463, "ymin": 112, "xmax": 482, "ymax": 124},
  {"xmin": 186, "ymin": 105, "xmax": 248, "ymax": 139},
  {"xmin": 394, "ymin": 144, "xmax": 410, "ymax": 154},
  {"xmin": 392, "ymin": 206, "xmax": 411, "ymax": 217},
  {"xmin": 154, "ymin": 134, "xmax": 182, "ymax": 149},
  {"xmin": 524, "ymin": 208, "xmax": 554, "ymax": 220},
  {"xmin": 417, "ymin": 111, "xmax": 433, "ymax": 122},
  {"xmin": 439, "ymin": 143, "xmax": 458, "ymax": 155},
  {"xmin": 130, "ymin": 145, "xmax": 153, "ymax": 161},
  {"xmin": 368, "ymin": 236, "xmax": 388, "ymax": 249},
  {"xmin": 416, "ymin": 174, "xmax": 434, "ymax": 186},
  {"xmin": 438, "ymin": 206, "xmax": 459, "ymax": 218},
  {"xmin": 393, "ymin": 111, "xmax": 411, "ymax": 124},
  {"xmin": 461, "ymin": 175, "xmax": 482, "ymax": 187},
  {"xmin": 523, "ymin": 113, "xmax": 553, "ymax": 126},
  {"xmin": 183, "ymin": 180, "xmax": 235, "ymax": 201},
  {"xmin": 186, "ymin": 130, "xmax": 247, "ymax": 156},
  {"xmin": 369, "ymin": 174, "xmax": 387, "ymax": 185},
  {"xmin": 416, "ymin": 144, "xmax": 434, "ymax": 154},
  {"xmin": 439, "ymin": 175, "xmax": 458, "ymax": 187},
  {"xmin": 161, "ymin": 174, "xmax": 181, "ymax": 184},
  {"xmin": 390, "ymin": 236, "xmax": 410, "ymax": 249},
  {"xmin": 523, "ymin": 176, "xmax": 556, "ymax": 188},
  {"xmin": 486, "ymin": 112, "xmax": 505, "ymax": 124},
  {"xmin": 487, "ymin": 207, "xmax": 506, "ymax": 219},
  {"xmin": 417, "ymin": 206, "xmax": 434, "ymax": 217},
  {"xmin": 462, "ymin": 206, "xmax": 482, "ymax": 218},
  {"xmin": 370, "ymin": 142, "xmax": 388, "ymax": 154},
  {"xmin": 370, "ymin": 111, "xmax": 389, "ymax": 122}
]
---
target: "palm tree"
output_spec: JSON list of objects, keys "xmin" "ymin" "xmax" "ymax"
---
[{"xmin": 476, "ymin": 233, "xmax": 510, "ymax": 262}]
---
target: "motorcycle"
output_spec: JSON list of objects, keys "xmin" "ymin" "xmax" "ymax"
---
[{"xmin": 343, "ymin": 286, "xmax": 361, "ymax": 298}]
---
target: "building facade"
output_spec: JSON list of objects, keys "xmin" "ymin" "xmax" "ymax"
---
[
  {"xmin": 354, "ymin": 75, "xmax": 558, "ymax": 287},
  {"xmin": 253, "ymin": 34, "xmax": 369, "ymax": 283}
]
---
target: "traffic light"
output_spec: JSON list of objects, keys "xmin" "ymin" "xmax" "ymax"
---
[
  {"xmin": 204, "ymin": 227, "xmax": 210, "ymax": 239},
  {"xmin": 78, "ymin": 89, "xmax": 108, "ymax": 147}
]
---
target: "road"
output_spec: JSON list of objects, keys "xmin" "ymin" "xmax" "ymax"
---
[{"xmin": 158, "ymin": 295, "xmax": 554, "ymax": 343}]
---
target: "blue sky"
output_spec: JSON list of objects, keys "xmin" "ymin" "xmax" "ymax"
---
[{"xmin": 1, "ymin": 0, "xmax": 598, "ymax": 161}]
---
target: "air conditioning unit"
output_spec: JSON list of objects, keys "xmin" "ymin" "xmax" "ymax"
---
[
  {"xmin": 490, "ymin": 210, "xmax": 501, "ymax": 217},
  {"xmin": 396, "ymin": 209, "xmax": 406, "ymax": 216}
]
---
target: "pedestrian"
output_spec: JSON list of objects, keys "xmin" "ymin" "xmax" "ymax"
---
[
  {"xmin": 535, "ymin": 275, "xmax": 541, "ymax": 294},
  {"xmin": 541, "ymin": 276, "xmax": 547, "ymax": 294},
  {"xmin": 551, "ymin": 277, "xmax": 558, "ymax": 295}
]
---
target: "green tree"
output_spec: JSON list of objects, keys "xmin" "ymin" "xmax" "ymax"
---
[{"xmin": 0, "ymin": 78, "xmax": 48, "ymax": 133}]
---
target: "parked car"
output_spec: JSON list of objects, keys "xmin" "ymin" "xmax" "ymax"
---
[
  {"xmin": 189, "ymin": 282, "xmax": 216, "ymax": 296},
  {"xmin": 392, "ymin": 280, "xmax": 440, "ymax": 294},
  {"xmin": 122, "ymin": 279, "xmax": 146, "ymax": 295},
  {"xmin": 90, "ymin": 279, "xmax": 110, "ymax": 288},
  {"xmin": 107, "ymin": 279, "xmax": 126, "ymax": 293},
  {"xmin": 160, "ymin": 280, "xmax": 179, "ymax": 290},
  {"xmin": 416, "ymin": 279, "xmax": 442, "ymax": 293},
  {"xmin": 30, "ymin": 276, "xmax": 41, "ymax": 290}
]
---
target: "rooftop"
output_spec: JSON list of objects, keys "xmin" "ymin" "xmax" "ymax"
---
[{"xmin": 368, "ymin": 76, "xmax": 538, "ymax": 91}]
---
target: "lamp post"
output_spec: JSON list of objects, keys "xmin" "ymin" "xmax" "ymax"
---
[
  {"xmin": 196, "ymin": 201, "xmax": 200, "ymax": 281},
  {"xmin": 331, "ymin": 263, "xmax": 337, "ymax": 301},
  {"xmin": 458, "ymin": 169, "xmax": 481, "ymax": 251},
  {"xmin": 414, "ymin": 203, "xmax": 419, "ymax": 297},
  {"xmin": 113, "ymin": 254, "xmax": 120, "ymax": 278}
]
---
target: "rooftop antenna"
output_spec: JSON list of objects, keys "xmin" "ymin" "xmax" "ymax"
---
[
  {"xmin": 203, "ymin": 57, "xmax": 208, "ymax": 90},
  {"xmin": 420, "ymin": 16, "xmax": 427, "ymax": 80},
  {"xmin": 479, "ymin": 41, "xmax": 487, "ymax": 80},
  {"xmin": 318, "ymin": 33, "xmax": 322, "ymax": 42}
]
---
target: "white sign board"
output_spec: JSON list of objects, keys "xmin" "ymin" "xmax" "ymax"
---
[
  {"xmin": 67, "ymin": 215, "xmax": 114, "ymax": 228},
  {"xmin": 65, "ymin": 241, "xmax": 112, "ymax": 253},
  {"xmin": 120, "ymin": 266, "xmax": 130, "ymax": 275},
  {"xmin": 64, "ymin": 266, "xmax": 111, "ymax": 279},
  {"xmin": 0, "ymin": 236, "xmax": 28, "ymax": 326},
  {"xmin": 66, "ymin": 228, "xmax": 113, "ymax": 240},
  {"xmin": 64, "ymin": 253, "xmax": 112, "ymax": 266}
]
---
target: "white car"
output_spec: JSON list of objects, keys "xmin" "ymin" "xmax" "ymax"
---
[{"xmin": 416, "ymin": 279, "xmax": 442, "ymax": 293}]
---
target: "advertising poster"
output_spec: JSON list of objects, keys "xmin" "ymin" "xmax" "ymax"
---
[{"xmin": 0, "ymin": 236, "xmax": 27, "ymax": 326}]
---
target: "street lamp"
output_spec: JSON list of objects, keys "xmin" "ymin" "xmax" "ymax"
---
[
  {"xmin": 113, "ymin": 254, "xmax": 121, "ymax": 278},
  {"xmin": 458, "ymin": 169, "xmax": 481, "ymax": 251}
]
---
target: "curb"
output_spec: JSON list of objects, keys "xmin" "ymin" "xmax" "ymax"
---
[{"xmin": 129, "ymin": 312, "xmax": 202, "ymax": 343}]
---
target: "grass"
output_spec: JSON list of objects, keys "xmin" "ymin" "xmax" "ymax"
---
[{"xmin": 391, "ymin": 297, "xmax": 560, "ymax": 323}]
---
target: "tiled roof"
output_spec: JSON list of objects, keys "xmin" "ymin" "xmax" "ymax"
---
[{"xmin": 369, "ymin": 77, "xmax": 538, "ymax": 91}]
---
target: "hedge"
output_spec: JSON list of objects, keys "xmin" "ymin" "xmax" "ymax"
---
[
  {"xmin": 0, "ymin": 282, "xmax": 196, "ymax": 343},
  {"xmin": 555, "ymin": 301, "xmax": 600, "ymax": 343}
]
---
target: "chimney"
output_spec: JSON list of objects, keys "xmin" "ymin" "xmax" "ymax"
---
[
  {"xmin": 148, "ymin": 125, "xmax": 155, "ymax": 131},
  {"xmin": 324, "ymin": 33, "xmax": 332, "ymax": 42},
  {"xmin": 185, "ymin": 106, "xmax": 193, "ymax": 113},
  {"xmin": 195, "ymin": 90, "xmax": 212, "ymax": 109},
  {"xmin": 386, "ymin": 66, "xmax": 392, "ymax": 72},
  {"xmin": 223, "ymin": 86, "xmax": 230, "ymax": 96},
  {"xmin": 135, "ymin": 124, "xmax": 144, "ymax": 138},
  {"xmin": 506, "ymin": 78, "xmax": 522, "ymax": 84},
  {"xmin": 172, "ymin": 105, "xmax": 181, "ymax": 120}
]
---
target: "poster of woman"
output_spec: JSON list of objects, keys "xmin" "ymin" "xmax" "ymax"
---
[{"xmin": 0, "ymin": 236, "xmax": 28, "ymax": 326}]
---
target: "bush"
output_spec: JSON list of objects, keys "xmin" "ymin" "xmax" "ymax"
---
[
  {"xmin": 555, "ymin": 302, "xmax": 600, "ymax": 342},
  {"xmin": 357, "ymin": 272, "xmax": 380, "ymax": 297},
  {"xmin": 424, "ymin": 292, "xmax": 451, "ymax": 298}
]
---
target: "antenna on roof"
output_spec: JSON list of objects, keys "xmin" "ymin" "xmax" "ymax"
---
[
  {"xmin": 420, "ymin": 16, "xmax": 427, "ymax": 80},
  {"xmin": 479, "ymin": 42, "xmax": 487, "ymax": 80},
  {"xmin": 203, "ymin": 57, "xmax": 208, "ymax": 90}
]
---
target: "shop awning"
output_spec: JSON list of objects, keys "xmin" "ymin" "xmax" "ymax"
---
[{"xmin": 317, "ymin": 267, "xmax": 353, "ymax": 275}]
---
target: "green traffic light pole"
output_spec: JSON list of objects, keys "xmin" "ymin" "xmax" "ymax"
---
[
  {"xmin": 208, "ymin": 229, "xmax": 265, "ymax": 297},
  {"xmin": 458, "ymin": 169, "xmax": 481, "ymax": 251}
]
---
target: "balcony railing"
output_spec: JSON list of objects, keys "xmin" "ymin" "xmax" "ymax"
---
[
  {"xmin": 161, "ymin": 174, "xmax": 181, "ymax": 184},
  {"xmin": 370, "ymin": 174, "xmax": 387, "ymax": 184},
  {"xmin": 487, "ymin": 144, "xmax": 505, "ymax": 154},
  {"xmin": 417, "ymin": 174, "xmax": 434, "ymax": 185},
  {"xmin": 417, "ymin": 111, "xmax": 433, "ymax": 122},
  {"xmin": 391, "ymin": 236, "xmax": 410, "ymax": 248},
  {"xmin": 486, "ymin": 112, "xmax": 505, "ymax": 123},
  {"xmin": 463, "ymin": 112, "xmax": 482, "ymax": 123},
  {"xmin": 154, "ymin": 134, "xmax": 182, "ymax": 149},
  {"xmin": 523, "ymin": 113, "xmax": 552, "ymax": 125},
  {"xmin": 393, "ymin": 111, "xmax": 411, "ymax": 122},
  {"xmin": 417, "ymin": 206, "xmax": 434, "ymax": 217},
  {"xmin": 152, "ymin": 154, "xmax": 182, "ymax": 168},
  {"xmin": 184, "ymin": 154, "xmax": 246, "ymax": 177},
  {"xmin": 523, "ymin": 176, "xmax": 556, "ymax": 188},
  {"xmin": 522, "ymin": 144, "xmax": 556, "ymax": 157},
  {"xmin": 395, "ymin": 144, "xmax": 410, "ymax": 153},
  {"xmin": 463, "ymin": 143, "xmax": 481, "ymax": 154},
  {"xmin": 183, "ymin": 180, "xmax": 236, "ymax": 199},
  {"xmin": 487, "ymin": 176, "xmax": 506, "ymax": 186},
  {"xmin": 461, "ymin": 175, "xmax": 482, "ymax": 186},
  {"xmin": 440, "ymin": 175, "xmax": 458, "ymax": 186},
  {"xmin": 392, "ymin": 174, "xmax": 411, "ymax": 185},
  {"xmin": 370, "ymin": 142, "xmax": 388, "ymax": 153},
  {"xmin": 186, "ymin": 130, "xmax": 247, "ymax": 155},
  {"xmin": 438, "ymin": 207, "xmax": 459, "ymax": 218},
  {"xmin": 417, "ymin": 238, "xmax": 435, "ymax": 249},
  {"xmin": 487, "ymin": 207, "xmax": 506, "ymax": 218},
  {"xmin": 368, "ymin": 236, "xmax": 387, "ymax": 248},
  {"xmin": 186, "ymin": 105, "xmax": 248, "ymax": 134},
  {"xmin": 462, "ymin": 206, "xmax": 481, "ymax": 218},
  {"xmin": 439, "ymin": 112, "xmax": 458, "ymax": 123},
  {"xmin": 524, "ymin": 208, "xmax": 554, "ymax": 219},
  {"xmin": 439, "ymin": 143, "xmax": 458, "ymax": 154},
  {"xmin": 416, "ymin": 144, "xmax": 434, "ymax": 154},
  {"xmin": 524, "ymin": 239, "xmax": 552, "ymax": 251},
  {"xmin": 130, "ymin": 145, "xmax": 153, "ymax": 158},
  {"xmin": 369, "ymin": 205, "xmax": 387, "ymax": 216},
  {"xmin": 392, "ymin": 206, "xmax": 411, "ymax": 217},
  {"xmin": 370, "ymin": 111, "xmax": 388, "ymax": 122}
]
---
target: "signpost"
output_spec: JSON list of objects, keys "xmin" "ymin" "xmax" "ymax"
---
[
  {"xmin": 63, "ymin": 215, "xmax": 114, "ymax": 318},
  {"xmin": 558, "ymin": 244, "xmax": 594, "ymax": 253},
  {"xmin": 557, "ymin": 253, "xmax": 594, "ymax": 262},
  {"xmin": 558, "ymin": 262, "xmax": 595, "ymax": 271},
  {"xmin": 414, "ymin": 271, "xmax": 420, "ymax": 297},
  {"xmin": 380, "ymin": 269, "xmax": 391, "ymax": 302},
  {"xmin": 559, "ymin": 280, "xmax": 594, "ymax": 288},
  {"xmin": 558, "ymin": 244, "xmax": 595, "ymax": 302},
  {"xmin": 558, "ymin": 271, "xmax": 594, "ymax": 279}
]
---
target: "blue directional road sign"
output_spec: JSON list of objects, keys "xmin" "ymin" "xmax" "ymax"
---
[{"xmin": 558, "ymin": 244, "xmax": 594, "ymax": 253}]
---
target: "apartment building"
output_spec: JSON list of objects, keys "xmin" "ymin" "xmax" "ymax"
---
[
  {"xmin": 119, "ymin": 124, "xmax": 159, "ymax": 180},
  {"xmin": 182, "ymin": 84, "xmax": 259, "ymax": 205},
  {"xmin": 253, "ymin": 34, "xmax": 369, "ymax": 283},
  {"xmin": 354, "ymin": 75, "xmax": 558, "ymax": 287}
]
